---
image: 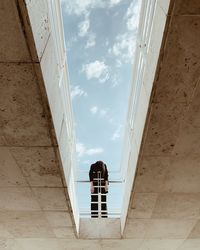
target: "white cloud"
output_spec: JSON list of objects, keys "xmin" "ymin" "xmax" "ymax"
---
[
  {"xmin": 76, "ymin": 143, "xmax": 86, "ymax": 158},
  {"xmin": 127, "ymin": 16, "xmax": 139, "ymax": 31},
  {"xmin": 78, "ymin": 18, "xmax": 90, "ymax": 37},
  {"xmin": 90, "ymin": 106, "xmax": 108, "ymax": 118},
  {"xmin": 82, "ymin": 60, "xmax": 109, "ymax": 83},
  {"xmin": 126, "ymin": 0, "xmax": 140, "ymax": 17},
  {"xmin": 86, "ymin": 148, "xmax": 104, "ymax": 155},
  {"xmin": 61, "ymin": 0, "xmax": 104, "ymax": 16},
  {"xmin": 108, "ymin": 1, "xmax": 141, "ymax": 61},
  {"xmin": 83, "ymin": 160, "xmax": 90, "ymax": 164},
  {"xmin": 109, "ymin": 118, "xmax": 114, "ymax": 124},
  {"xmin": 110, "ymin": 75, "xmax": 119, "ymax": 88},
  {"xmin": 90, "ymin": 106, "xmax": 108, "ymax": 117},
  {"xmin": 126, "ymin": 0, "xmax": 141, "ymax": 31},
  {"xmin": 90, "ymin": 106, "xmax": 98, "ymax": 114},
  {"xmin": 70, "ymin": 85, "xmax": 88, "ymax": 99},
  {"xmin": 66, "ymin": 36, "xmax": 78, "ymax": 51},
  {"xmin": 61, "ymin": 0, "xmax": 123, "ymax": 16},
  {"xmin": 115, "ymin": 59, "xmax": 122, "ymax": 68},
  {"xmin": 109, "ymin": 33, "xmax": 136, "ymax": 63},
  {"xmin": 109, "ymin": 0, "xmax": 122, "ymax": 7},
  {"xmin": 99, "ymin": 109, "xmax": 107, "ymax": 117},
  {"xmin": 85, "ymin": 33, "xmax": 96, "ymax": 48},
  {"xmin": 111, "ymin": 125, "xmax": 123, "ymax": 141},
  {"xmin": 76, "ymin": 142, "xmax": 104, "ymax": 158}
]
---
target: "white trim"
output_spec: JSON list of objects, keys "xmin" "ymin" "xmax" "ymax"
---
[{"xmin": 120, "ymin": 0, "xmax": 170, "ymax": 233}]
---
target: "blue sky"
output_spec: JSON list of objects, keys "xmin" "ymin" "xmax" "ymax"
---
[{"xmin": 61, "ymin": 0, "xmax": 141, "ymax": 179}]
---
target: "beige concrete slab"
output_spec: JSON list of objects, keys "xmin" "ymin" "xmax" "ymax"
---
[
  {"xmin": 101, "ymin": 239, "xmax": 143, "ymax": 250},
  {"xmin": 0, "ymin": 224, "xmax": 13, "ymax": 238},
  {"xmin": 124, "ymin": 219, "xmax": 196, "ymax": 239},
  {"xmin": 0, "ymin": 239, "xmax": 23, "ymax": 250},
  {"xmin": 138, "ymin": 239, "xmax": 183, "ymax": 250},
  {"xmin": 163, "ymin": 156, "xmax": 200, "ymax": 193},
  {"xmin": 16, "ymin": 238, "xmax": 62, "ymax": 250},
  {"xmin": 143, "ymin": 103, "xmax": 185, "ymax": 156},
  {"xmin": 0, "ymin": 211, "xmax": 54, "ymax": 238},
  {"xmin": 53, "ymin": 227, "xmax": 75, "ymax": 239},
  {"xmin": 58, "ymin": 239, "xmax": 101, "ymax": 250},
  {"xmin": 181, "ymin": 84, "xmax": 200, "ymax": 130},
  {"xmin": 126, "ymin": 0, "xmax": 200, "ymax": 245},
  {"xmin": 144, "ymin": 219, "xmax": 196, "ymax": 239},
  {"xmin": 123, "ymin": 219, "xmax": 150, "ymax": 239},
  {"xmin": 32, "ymin": 187, "xmax": 68, "ymax": 211},
  {"xmin": 0, "ymin": 147, "xmax": 27, "ymax": 187},
  {"xmin": 79, "ymin": 218, "xmax": 121, "ymax": 239},
  {"xmin": 0, "ymin": 0, "xmax": 75, "ymax": 246},
  {"xmin": 134, "ymin": 156, "xmax": 170, "ymax": 193},
  {"xmin": 173, "ymin": 130, "xmax": 200, "ymax": 156},
  {"xmin": 16, "ymin": 238, "xmax": 102, "ymax": 250},
  {"xmin": 44, "ymin": 211, "xmax": 72, "ymax": 227},
  {"xmin": 154, "ymin": 16, "xmax": 200, "ymax": 104},
  {"xmin": 177, "ymin": 239, "xmax": 200, "ymax": 250},
  {"xmin": 0, "ymin": 187, "xmax": 40, "ymax": 210},
  {"xmin": 0, "ymin": 63, "xmax": 51, "ymax": 146},
  {"xmin": 0, "ymin": 0, "xmax": 31, "ymax": 62},
  {"xmin": 129, "ymin": 193, "xmax": 158, "ymax": 219},
  {"xmin": 152, "ymin": 193, "xmax": 200, "ymax": 219},
  {"xmin": 174, "ymin": 0, "xmax": 200, "ymax": 15},
  {"xmin": 10, "ymin": 147, "xmax": 63, "ymax": 187},
  {"xmin": 188, "ymin": 220, "xmax": 200, "ymax": 239}
]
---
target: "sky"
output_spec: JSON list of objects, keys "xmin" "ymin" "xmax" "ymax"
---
[{"xmin": 61, "ymin": 0, "xmax": 141, "ymax": 181}]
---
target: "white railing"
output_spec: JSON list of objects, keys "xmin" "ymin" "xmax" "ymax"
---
[{"xmin": 77, "ymin": 179, "xmax": 122, "ymax": 218}]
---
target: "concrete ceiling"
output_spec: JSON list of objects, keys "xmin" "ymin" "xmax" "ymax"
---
[
  {"xmin": 1, "ymin": 0, "xmax": 200, "ymax": 249},
  {"xmin": 125, "ymin": 0, "xmax": 200, "ymax": 249},
  {"xmin": 0, "ymin": 1, "xmax": 76, "ymax": 249}
]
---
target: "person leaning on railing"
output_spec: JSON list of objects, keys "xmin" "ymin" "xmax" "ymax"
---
[{"xmin": 89, "ymin": 160, "xmax": 109, "ymax": 218}]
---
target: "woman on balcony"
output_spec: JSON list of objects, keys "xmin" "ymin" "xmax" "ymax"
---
[{"xmin": 89, "ymin": 160, "xmax": 109, "ymax": 218}]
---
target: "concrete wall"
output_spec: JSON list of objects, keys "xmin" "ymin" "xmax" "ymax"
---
[
  {"xmin": 124, "ymin": 1, "xmax": 200, "ymax": 248},
  {"xmin": 120, "ymin": 0, "xmax": 170, "ymax": 232},
  {"xmin": 0, "ymin": 0, "xmax": 77, "ymax": 247},
  {"xmin": 20, "ymin": 0, "xmax": 79, "ymax": 231}
]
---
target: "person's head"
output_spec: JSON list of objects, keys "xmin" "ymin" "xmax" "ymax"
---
[{"xmin": 95, "ymin": 160, "xmax": 106, "ymax": 175}]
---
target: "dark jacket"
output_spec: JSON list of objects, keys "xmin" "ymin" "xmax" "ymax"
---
[
  {"xmin": 89, "ymin": 162, "xmax": 109, "ymax": 194},
  {"xmin": 89, "ymin": 162, "xmax": 108, "ymax": 182}
]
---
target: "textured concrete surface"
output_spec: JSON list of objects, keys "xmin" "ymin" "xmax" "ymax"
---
[
  {"xmin": 79, "ymin": 218, "xmax": 121, "ymax": 239},
  {"xmin": 126, "ymin": 0, "xmax": 200, "ymax": 249},
  {"xmin": 0, "ymin": 0, "xmax": 75, "ymax": 249},
  {"xmin": 1, "ymin": 0, "xmax": 200, "ymax": 249}
]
